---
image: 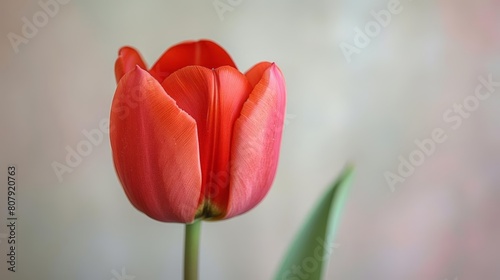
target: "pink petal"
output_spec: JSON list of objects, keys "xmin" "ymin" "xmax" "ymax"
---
[
  {"xmin": 149, "ymin": 40, "xmax": 237, "ymax": 83},
  {"xmin": 161, "ymin": 66, "xmax": 251, "ymax": 218},
  {"xmin": 114, "ymin": 46, "xmax": 148, "ymax": 83},
  {"xmin": 245, "ymin": 62, "xmax": 273, "ymax": 87},
  {"xmin": 225, "ymin": 63, "xmax": 286, "ymax": 219},
  {"xmin": 110, "ymin": 66, "xmax": 202, "ymax": 223}
]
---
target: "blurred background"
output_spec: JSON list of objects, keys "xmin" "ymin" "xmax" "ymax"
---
[{"xmin": 1, "ymin": 0, "xmax": 500, "ymax": 279}]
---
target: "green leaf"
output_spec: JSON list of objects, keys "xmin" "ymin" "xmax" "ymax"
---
[{"xmin": 273, "ymin": 165, "xmax": 354, "ymax": 280}]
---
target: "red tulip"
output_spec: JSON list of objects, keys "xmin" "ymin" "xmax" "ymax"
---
[{"xmin": 110, "ymin": 40, "xmax": 286, "ymax": 223}]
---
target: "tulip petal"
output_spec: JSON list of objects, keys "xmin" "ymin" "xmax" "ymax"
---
[
  {"xmin": 150, "ymin": 40, "xmax": 237, "ymax": 83},
  {"xmin": 245, "ymin": 61, "xmax": 273, "ymax": 87},
  {"xmin": 225, "ymin": 63, "xmax": 286, "ymax": 219},
  {"xmin": 114, "ymin": 46, "xmax": 148, "ymax": 83},
  {"xmin": 161, "ymin": 66, "xmax": 251, "ymax": 218},
  {"xmin": 110, "ymin": 66, "xmax": 202, "ymax": 223}
]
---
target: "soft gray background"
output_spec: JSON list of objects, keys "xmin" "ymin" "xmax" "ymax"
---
[{"xmin": 1, "ymin": 0, "xmax": 500, "ymax": 279}]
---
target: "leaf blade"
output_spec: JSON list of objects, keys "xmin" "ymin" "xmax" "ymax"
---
[{"xmin": 274, "ymin": 165, "xmax": 354, "ymax": 280}]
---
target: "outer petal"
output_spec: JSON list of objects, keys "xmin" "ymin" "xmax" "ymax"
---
[
  {"xmin": 149, "ymin": 40, "xmax": 237, "ymax": 83},
  {"xmin": 161, "ymin": 66, "xmax": 251, "ymax": 218},
  {"xmin": 225, "ymin": 63, "xmax": 286, "ymax": 219},
  {"xmin": 110, "ymin": 66, "xmax": 202, "ymax": 223},
  {"xmin": 114, "ymin": 46, "xmax": 148, "ymax": 83},
  {"xmin": 245, "ymin": 61, "xmax": 273, "ymax": 87}
]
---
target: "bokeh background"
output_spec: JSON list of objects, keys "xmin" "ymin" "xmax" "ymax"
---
[{"xmin": 1, "ymin": 0, "xmax": 500, "ymax": 279}]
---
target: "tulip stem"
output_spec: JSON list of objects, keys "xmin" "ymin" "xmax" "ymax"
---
[{"xmin": 184, "ymin": 219, "xmax": 202, "ymax": 280}]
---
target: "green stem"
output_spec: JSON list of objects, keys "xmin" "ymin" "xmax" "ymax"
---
[{"xmin": 184, "ymin": 219, "xmax": 202, "ymax": 280}]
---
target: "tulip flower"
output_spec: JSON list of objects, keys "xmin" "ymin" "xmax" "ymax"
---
[{"xmin": 110, "ymin": 40, "xmax": 286, "ymax": 224}]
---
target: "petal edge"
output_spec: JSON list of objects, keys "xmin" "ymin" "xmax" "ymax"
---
[
  {"xmin": 225, "ymin": 64, "xmax": 286, "ymax": 219},
  {"xmin": 110, "ymin": 66, "xmax": 202, "ymax": 223},
  {"xmin": 114, "ymin": 46, "xmax": 148, "ymax": 83},
  {"xmin": 150, "ymin": 40, "xmax": 237, "ymax": 83}
]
